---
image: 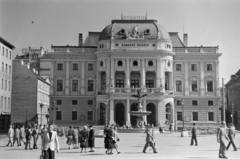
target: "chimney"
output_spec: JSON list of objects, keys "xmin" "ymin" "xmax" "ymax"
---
[
  {"xmin": 183, "ymin": 34, "xmax": 188, "ymax": 46},
  {"xmin": 79, "ymin": 33, "xmax": 83, "ymax": 46}
]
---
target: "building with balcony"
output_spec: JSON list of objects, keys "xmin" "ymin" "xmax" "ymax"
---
[
  {"xmin": 40, "ymin": 17, "xmax": 222, "ymax": 128},
  {"xmin": 225, "ymin": 69, "xmax": 240, "ymax": 130},
  {"xmin": 11, "ymin": 59, "xmax": 50, "ymax": 126},
  {"xmin": 0, "ymin": 36, "xmax": 15, "ymax": 132}
]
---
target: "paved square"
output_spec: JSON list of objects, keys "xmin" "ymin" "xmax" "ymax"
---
[{"xmin": 0, "ymin": 131, "xmax": 240, "ymax": 159}]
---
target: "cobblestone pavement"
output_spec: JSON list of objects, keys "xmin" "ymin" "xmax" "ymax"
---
[{"xmin": 0, "ymin": 131, "xmax": 240, "ymax": 159}]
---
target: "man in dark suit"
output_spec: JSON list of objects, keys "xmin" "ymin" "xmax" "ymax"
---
[
  {"xmin": 190, "ymin": 123, "xmax": 197, "ymax": 146},
  {"xmin": 142, "ymin": 124, "xmax": 158, "ymax": 153},
  {"xmin": 226, "ymin": 123, "xmax": 237, "ymax": 151}
]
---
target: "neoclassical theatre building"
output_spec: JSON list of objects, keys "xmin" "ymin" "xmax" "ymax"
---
[{"xmin": 40, "ymin": 17, "xmax": 222, "ymax": 128}]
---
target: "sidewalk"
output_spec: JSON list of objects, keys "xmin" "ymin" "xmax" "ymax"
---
[{"xmin": 0, "ymin": 131, "xmax": 239, "ymax": 159}]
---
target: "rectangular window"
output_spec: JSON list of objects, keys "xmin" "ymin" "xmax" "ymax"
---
[
  {"xmin": 193, "ymin": 112, "xmax": 198, "ymax": 121},
  {"xmin": 207, "ymin": 64, "xmax": 212, "ymax": 71},
  {"xmin": 5, "ymin": 80, "xmax": 7, "ymax": 90},
  {"xmin": 191, "ymin": 80, "xmax": 198, "ymax": 92},
  {"xmin": 176, "ymin": 80, "xmax": 182, "ymax": 92},
  {"xmin": 207, "ymin": 81, "xmax": 213, "ymax": 92},
  {"xmin": 208, "ymin": 100, "xmax": 214, "ymax": 106},
  {"xmin": 8, "ymin": 81, "xmax": 10, "ymax": 91},
  {"xmin": 72, "ymin": 100, "xmax": 78, "ymax": 105},
  {"xmin": 4, "ymin": 97, "xmax": 7, "ymax": 108},
  {"xmin": 72, "ymin": 111, "xmax": 77, "ymax": 120},
  {"xmin": 131, "ymin": 80, "xmax": 139, "ymax": 88},
  {"xmin": 176, "ymin": 64, "xmax": 182, "ymax": 71},
  {"xmin": 2, "ymin": 62, "xmax": 4, "ymax": 72},
  {"xmin": 146, "ymin": 80, "xmax": 154, "ymax": 88},
  {"xmin": 6, "ymin": 49, "xmax": 8, "ymax": 58},
  {"xmin": 57, "ymin": 63, "xmax": 63, "ymax": 70},
  {"xmin": 1, "ymin": 79, "xmax": 3, "ymax": 89},
  {"xmin": 56, "ymin": 111, "xmax": 62, "ymax": 120},
  {"xmin": 88, "ymin": 100, "xmax": 93, "ymax": 105},
  {"xmin": 5, "ymin": 64, "xmax": 7, "ymax": 73},
  {"xmin": 9, "ymin": 66, "xmax": 11, "ymax": 75},
  {"xmin": 176, "ymin": 100, "xmax": 182, "ymax": 106},
  {"xmin": 88, "ymin": 80, "xmax": 94, "ymax": 91},
  {"xmin": 2, "ymin": 47, "xmax": 4, "ymax": 56},
  {"xmin": 9, "ymin": 51, "xmax": 11, "ymax": 59},
  {"xmin": 73, "ymin": 63, "xmax": 78, "ymax": 70},
  {"xmin": 57, "ymin": 80, "xmax": 63, "ymax": 91},
  {"xmin": 88, "ymin": 63, "xmax": 93, "ymax": 70},
  {"xmin": 208, "ymin": 112, "xmax": 214, "ymax": 121},
  {"xmin": 56, "ymin": 100, "xmax": 62, "ymax": 105},
  {"xmin": 191, "ymin": 64, "xmax": 197, "ymax": 71},
  {"xmin": 87, "ymin": 110, "xmax": 93, "ymax": 120},
  {"xmin": 116, "ymin": 80, "xmax": 124, "ymax": 88},
  {"xmin": 72, "ymin": 80, "xmax": 78, "ymax": 91},
  {"xmin": 8, "ymin": 98, "xmax": 10, "ymax": 108},
  {"xmin": 177, "ymin": 112, "xmax": 182, "ymax": 121},
  {"xmin": 0, "ymin": 96, "xmax": 3, "ymax": 108},
  {"xmin": 192, "ymin": 100, "xmax": 198, "ymax": 106}
]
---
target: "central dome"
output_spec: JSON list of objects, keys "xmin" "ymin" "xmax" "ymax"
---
[{"xmin": 99, "ymin": 19, "xmax": 171, "ymax": 42}]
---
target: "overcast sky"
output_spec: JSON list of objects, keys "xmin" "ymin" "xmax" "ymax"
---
[{"xmin": 1, "ymin": 0, "xmax": 240, "ymax": 84}]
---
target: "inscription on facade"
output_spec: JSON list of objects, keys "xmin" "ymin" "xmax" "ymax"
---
[{"xmin": 121, "ymin": 43, "xmax": 150, "ymax": 47}]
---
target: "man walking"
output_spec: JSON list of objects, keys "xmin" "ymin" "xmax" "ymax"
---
[
  {"xmin": 226, "ymin": 123, "xmax": 237, "ymax": 151},
  {"xmin": 217, "ymin": 121, "xmax": 229, "ymax": 158},
  {"xmin": 13, "ymin": 126, "xmax": 20, "ymax": 146},
  {"xmin": 190, "ymin": 123, "xmax": 197, "ymax": 146},
  {"xmin": 143, "ymin": 124, "xmax": 158, "ymax": 153},
  {"xmin": 32, "ymin": 125, "xmax": 39, "ymax": 149},
  {"xmin": 25, "ymin": 126, "xmax": 33, "ymax": 150},
  {"xmin": 19, "ymin": 125, "xmax": 26, "ymax": 146},
  {"xmin": 6, "ymin": 125, "xmax": 14, "ymax": 147},
  {"xmin": 41, "ymin": 124, "xmax": 59, "ymax": 159}
]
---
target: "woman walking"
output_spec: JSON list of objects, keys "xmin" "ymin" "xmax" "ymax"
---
[
  {"xmin": 80, "ymin": 125, "xmax": 89, "ymax": 153},
  {"xmin": 110, "ymin": 126, "xmax": 120, "ymax": 154},
  {"xmin": 104, "ymin": 125, "xmax": 110, "ymax": 154},
  {"xmin": 88, "ymin": 125, "xmax": 95, "ymax": 152},
  {"xmin": 67, "ymin": 126, "xmax": 74, "ymax": 149}
]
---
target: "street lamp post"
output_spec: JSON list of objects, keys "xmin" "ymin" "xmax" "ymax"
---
[
  {"xmin": 181, "ymin": 99, "xmax": 185, "ymax": 131},
  {"xmin": 40, "ymin": 103, "xmax": 44, "ymax": 126},
  {"xmin": 102, "ymin": 99, "xmax": 109, "ymax": 125}
]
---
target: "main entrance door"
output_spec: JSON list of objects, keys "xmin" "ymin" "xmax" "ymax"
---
[
  {"xmin": 131, "ymin": 103, "xmax": 138, "ymax": 126},
  {"xmin": 147, "ymin": 103, "xmax": 156, "ymax": 126},
  {"xmin": 115, "ymin": 103, "xmax": 125, "ymax": 126},
  {"xmin": 99, "ymin": 103, "xmax": 106, "ymax": 125}
]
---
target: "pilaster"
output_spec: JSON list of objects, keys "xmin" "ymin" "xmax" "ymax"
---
[
  {"xmin": 50, "ymin": 61, "xmax": 54, "ymax": 95},
  {"xmin": 200, "ymin": 61, "xmax": 205, "ymax": 96},
  {"xmin": 125, "ymin": 99, "xmax": 131, "ymax": 126},
  {"xmin": 184, "ymin": 62, "xmax": 189, "ymax": 95},
  {"xmin": 215, "ymin": 61, "xmax": 220, "ymax": 96},
  {"xmin": 81, "ymin": 61, "xmax": 85, "ymax": 95},
  {"xmin": 109, "ymin": 99, "xmax": 115, "ymax": 125},
  {"xmin": 141, "ymin": 59, "xmax": 146, "ymax": 89},
  {"xmin": 65, "ymin": 61, "xmax": 70, "ymax": 95}
]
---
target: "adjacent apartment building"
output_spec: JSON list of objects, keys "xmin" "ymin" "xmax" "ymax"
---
[
  {"xmin": 0, "ymin": 36, "xmax": 15, "ymax": 132},
  {"xmin": 225, "ymin": 69, "xmax": 240, "ymax": 130},
  {"xmin": 40, "ymin": 17, "xmax": 222, "ymax": 128},
  {"xmin": 11, "ymin": 58, "xmax": 50, "ymax": 126}
]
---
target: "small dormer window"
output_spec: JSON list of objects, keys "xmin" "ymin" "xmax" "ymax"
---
[
  {"xmin": 120, "ymin": 29, "xmax": 125, "ymax": 35},
  {"xmin": 117, "ymin": 60, "xmax": 123, "ymax": 67},
  {"xmin": 144, "ymin": 29, "xmax": 150, "ymax": 35},
  {"xmin": 133, "ymin": 61, "xmax": 138, "ymax": 67}
]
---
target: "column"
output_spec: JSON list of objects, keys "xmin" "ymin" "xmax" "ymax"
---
[
  {"xmin": 215, "ymin": 61, "xmax": 220, "ymax": 96},
  {"xmin": 200, "ymin": 61, "xmax": 205, "ymax": 96},
  {"xmin": 109, "ymin": 99, "xmax": 115, "ymax": 125},
  {"xmin": 65, "ymin": 61, "xmax": 70, "ymax": 95},
  {"xmin": 50, "ymin": 61, "xmax": 55, "ymax": 95},
  {"xmin": 142, "ymin": 99, "xmax": 147, "ymax": 123},
  {"xmin": 141, "ymin": 59, "xmax": 146, "ymax": 89},
  {"xmin": 171, "ymin": 102, "xmax": 175, "ymax": 123},
  {"xmin": 169, "ymin": 72, "xmax": 173, "ymax": 91},
  {"xmin": 160, "ymin": 59, "xmax": 165, "ymax": 93},
  {"xmin": 110, "ymin": 59, "xmax": 115, "ymax": 87},
  {"xmin": 81, "ymin": 61, "xmax": 85, "ymax": 95},
  {"xmin": 125, "ymin": 59, "xmax": 130, "ymax": 92},
  {"xmin": 126, "ymin": 99, "xmax": 131, "ymax": 126},
  {"xmin": 106, "ymin": 59, "xmax": 110, "ymax": 92},
  {"xmin": 157, "ymin": 99, "xmax": 164, "ymax": 126},
  {"xmin": 156, "ymin": 59, "xmax": 161, "ymax": 88},
  {"xmin": 184, "ymin": 62, "xmax": 189, "ymax": 95}
]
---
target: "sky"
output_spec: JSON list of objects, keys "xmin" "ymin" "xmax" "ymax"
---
[{"xmin": 1, "ymin": 0, "xmax": 240, "ymax": 84}]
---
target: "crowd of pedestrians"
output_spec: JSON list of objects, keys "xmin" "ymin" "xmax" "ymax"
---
[{"xmin": 5, "ymin": 121, "xmax": 238, "ymax": 159}]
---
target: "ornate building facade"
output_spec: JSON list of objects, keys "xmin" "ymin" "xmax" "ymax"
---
[{"xmin": 40, "ymin": 18, "xmax": 222, "ymax": 128}]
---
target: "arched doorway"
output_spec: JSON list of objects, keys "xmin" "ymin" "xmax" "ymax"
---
[
  {"xmin": 165, "ymin": 103, "xmax": 171, "ymax": 123},
  {"xmin": 115, "ymin": 103, "xmax": 125, "ymax": 126},
  {"xmin": 131, "ymin": 103, "xmax": 138, "ymax": 126},
  {"xmin": 99, "ymin": 103, "xmax": 106, "ymax": 125},
  {"xmin": 147, "ymin": 103, "xmax": 156, "ymax": 126}
]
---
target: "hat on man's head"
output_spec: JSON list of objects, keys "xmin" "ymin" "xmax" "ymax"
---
[
  {"xmin": 89, "ymin": 125, "xmax": 93, "ymax": 128},
  {"xmin": 221, "ymin": 121, "xmax": 226, "ymax": 124}
]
